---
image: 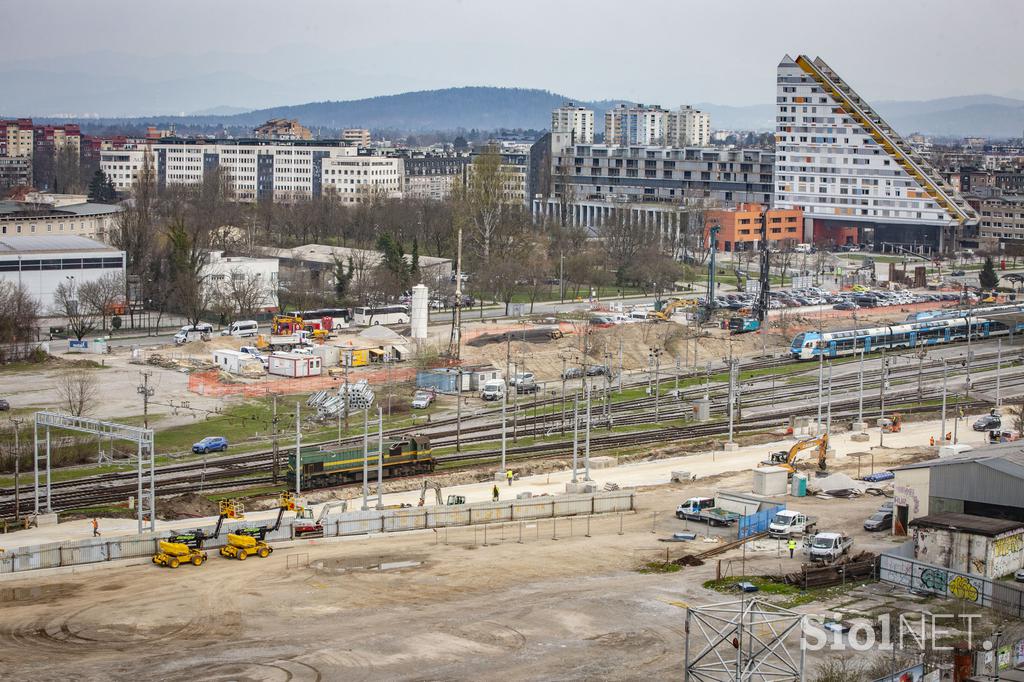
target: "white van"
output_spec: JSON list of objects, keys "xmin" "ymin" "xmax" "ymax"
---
[
  {"xmin": 222, "ymin": 320, "xmax": 259, "ymax": 338},
  {"xmin": 480, "ymin": 379, "xmax": 505, "ymax": 402},
  {"xmin": 794, "ymin": 243, "xmax": 812, "ymax": 254}
]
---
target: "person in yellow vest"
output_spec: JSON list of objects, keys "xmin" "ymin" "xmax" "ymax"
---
[
  {"xmin": 787, "ymin": 538, "xmax": 797, "ymax": 559},
  {"xmin": 506, "ymin": 469, "xmax": 514, "ymax": 486}
]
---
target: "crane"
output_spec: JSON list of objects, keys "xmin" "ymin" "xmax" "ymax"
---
[
  {"xmin": 699, "ymin": 224, "xmax": 721, "ymax": 324},
  {"xmin": 763, "ymin": 433, "xmax": 829, "ymax": 475}
]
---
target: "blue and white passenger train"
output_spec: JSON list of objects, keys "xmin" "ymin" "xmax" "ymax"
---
[{"xmin": 790, "ymin": 305, "xmax": 1024, "ymax": 360}]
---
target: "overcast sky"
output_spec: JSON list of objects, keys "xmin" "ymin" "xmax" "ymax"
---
[{"xmin": 5, "ymin": 0, "xmax": 1024, "ymax": 112}]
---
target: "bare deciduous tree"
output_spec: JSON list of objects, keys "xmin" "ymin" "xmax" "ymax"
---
[
  {"xmin": 57, "ymin": 370, "xmax": 99, "ymax": 417},
  {"xmin": 222, "ymin": 269, "xmax": 270, "ymax": 319},
  {"xmin": 52, "ymin": 279, "xmax": 98, "ymax": 342},
  {"xmin": 79, "ymin": 271, "xmax": 125, "ymax": 332},
  {"xmin": 455, "ymin": 146, "xmax": 511, "ymax": 264},
  {"xmin": 0, "ymin": 281, "xmax": 39, "ymax": 345}
]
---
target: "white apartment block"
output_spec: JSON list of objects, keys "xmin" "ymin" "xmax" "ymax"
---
[
  {"xmin": 774, "ymin": 54, "xmax": 977, "ymax": 248},
  {"xmin": 551, "ymin": 104, "xmax": 595, "ymax": 144},
  {"xmin": 666, "ymin": 106, "xmax": 710, "ymax": 147},
  {"xmin": 322, "ymin": 156, "xmax": 404, "ymax": 203},
  {"xmin": 102, "ymin": 139, "xmax": 365, "ymax": 202}
]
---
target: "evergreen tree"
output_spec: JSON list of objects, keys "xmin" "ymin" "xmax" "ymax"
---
[
  {"xmin": 376, "ymin": 233, "xmax": 411, "ymax": 289},
  {"xmin": 979, "ymin": 256, "xmax": 999, "ymax": 290},
  {"xmin": 410, "ymin": 238, "xmax": 420, "ymax": 280},
  {"xmin": 87, "ymin": 170, "xmax": 117, "ymax": 203}
]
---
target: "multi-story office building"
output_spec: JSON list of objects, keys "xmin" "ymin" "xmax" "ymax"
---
[
  {"xmin": 533, "ymin": 144, "xmax": 774, "ymax": 243},
  {"xmin": 551, "ymin": 104, "xmax": 595, "ymax": 145},
  {"xmin": 466, "ymin": 143, "xmax": 531, "ymax": 205},
  {"xmin": 403, "ymin": 154, "xmax": 470, "ymax": 200},
  {"xmin": 974, "ymin": 194, "xmax": 1024, "ymax": 242},
  {"xmin": 101, "ymin": 139, "xmax": 362, "ymax": 202},
  {"xmin": 254, "ymin": 118, "xmax": 313, "ymax": 141},
  {"xmin": 322, "ymin": 155, "xmax": 404, "ymax": 203},
  {"xmin": 704, "ymin": 204, "xmax": 803, "ymax": 252},
  {"xmin": 341, "ymin": 129, "xmax": 371, "ymax": 146},
  {"xmin": 774, "ymin": 55, "xmax": 978, "ymax": 252}
]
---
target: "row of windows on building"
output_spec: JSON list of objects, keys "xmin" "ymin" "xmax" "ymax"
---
[{"xmin": 0, "ymin": 256, "xmax": 122, "ymax": 271}]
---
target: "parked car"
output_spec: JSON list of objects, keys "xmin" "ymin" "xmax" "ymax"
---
[
  {"xmin": 516, "ymin": 380, "xmax": 539, "ymax": 394},
  {"xmin": 411, "ymin": 390, "xmax": 435, "ymax": 409},
  {"xmin": 221, "ymin": 320, "xmax": 259, "ymax": 338},
  {"xmin": 863, "ymin": 511, "xmax": 893, "ymax": 532},
  {"xmin": 1015, "ymin": 569, "xmax": 1024, "ymax": 583},
  {"xmin": 239, "ymin": 346, "xmax": 268, "ymax": 367},
  {"xmin": 480, "ymin": 379, "xmax": 505, "ymax": 401},
  {"xmin": 586, "ymin": 365, "xmax": 609, "ymax": 377},
  {"xmin": 192, "ymin": 436, "xmax": 228, "ymax": 454},
  {"xmin": 562, "ymin": 367, "xmax": 583, "ymax": 380},
  {"xmin": 509, "ymin": 372, "xmax": 535, "ymax": 386},
  {"xmin": 951, "ymin": 269, "xmax": 966, "ymax": 277},
  {"xmin": 973, "ymin": 414, "xmax": 1001, "ymax": 431},
  {"xmin": 768, "ymin": 510, "xmax": 817, "ymax": 538},
  {"xmin": 0, "ymin": 398, "xmax": 9, "ymax": 411},
  {"xmin": 833, "ymin": 302, "xmax": 859, "ymax": 311},
  {"xmin": 807, "ymin": 532, "xmax": 853, "ymax": 563},
  {"xmin": 877, "ymin": 500, "xmax": 894, "ymax": 513}
]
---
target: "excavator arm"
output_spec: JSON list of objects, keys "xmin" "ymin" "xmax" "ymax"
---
[
  {"xmin": 782, "ymin": 434, "xmax": 829, "ymax": 473},
  {"xmin": 315, "ymin": 500, "xmax": 349, "ymax": 524}
]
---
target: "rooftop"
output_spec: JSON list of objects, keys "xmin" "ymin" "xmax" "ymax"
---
[
  {"xmin": 260, "ymin": 244, "xmax": 451, "ymax": 268},
  {"xmin": 0, "ymin": 235, "xmax": 119, "ymax": 254},
  {"xmin": 889, "ymin": 443, "xmax": 1024, "ymax": 476},
  {"xmin": 0, "ymin": 200, "xmax": 120, "ymax": 219},
  {"xmin": 908, "ymin": 512, "xmax": 1024, "ymax": 537}
]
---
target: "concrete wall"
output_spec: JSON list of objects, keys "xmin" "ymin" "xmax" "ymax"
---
[
  {"xmin": 0, "ymin": 490, "xmax": 635, "ymax": 576},
  {"xmin": 894, "ymin": 467, "xmax": 931, "ymax": 526},
  {"xmin": 912, "ymin": 526, "xmax": 1024, "ymax": 579}
]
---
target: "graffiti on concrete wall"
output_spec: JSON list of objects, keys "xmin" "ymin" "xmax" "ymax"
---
[
  {"xmin": 895, "ymin": 485, "xmax": 921, "ymax": 514},
  {"xmin": 993, "ymin": 533, "xmax": 1024, "ymax": 558},
  {"xmin": 914, "ymin": 565, "xmax": 985, "ymax": 603}
]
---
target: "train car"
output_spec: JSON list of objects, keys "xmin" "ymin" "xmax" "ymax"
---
[
  {"xmin": 790, "ymin": 313, "xmax": 1020, "ymax": 360},
  {"xmin": 287, "ymin": 434, "xmax": 434, "ymax": 490}
]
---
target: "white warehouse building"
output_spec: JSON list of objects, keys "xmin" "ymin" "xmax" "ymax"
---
[{"xmin": 0, "ymin": 235, "xmax": 125, "ymax": 307}]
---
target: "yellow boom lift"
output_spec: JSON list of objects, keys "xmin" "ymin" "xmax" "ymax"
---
[
  {"xmin": 219, "ymin": 493, "xmax": 291, "ymax": 561},
  {"xmin": 153, "ymin": 513, "xmax": 227, "ymax": 568}
]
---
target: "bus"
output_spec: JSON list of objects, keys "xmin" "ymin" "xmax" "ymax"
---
[{"xmin": 351, "ymin": 305, "xmax": 411, "ymax": 326}]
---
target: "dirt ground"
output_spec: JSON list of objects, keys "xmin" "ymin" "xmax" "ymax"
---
[{"xmin": 0, "ymin": 445, "xmax": 987, "ymax": 681}]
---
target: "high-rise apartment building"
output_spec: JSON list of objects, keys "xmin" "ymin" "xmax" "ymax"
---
[
  {"xmin": 1, "ymin": 119, "xmax": 35, "ymax": 158},
  {"xmin": 666, "ymin": 106, "xmax": 710, "ymax": 147},
  {"xmin": 551, "ymin": 104, "xmax": 594, "ymax": 145},
  {"xmin": 254, "ymin": 118, "xmax": 313, "ymax": 140},
  {"xmin": 774, "ymin": 55, "xmax": 977, "ymax": 251},
  {"xmin": 604, "ymin": 104, "xmax": 668, "ymax": 146}
]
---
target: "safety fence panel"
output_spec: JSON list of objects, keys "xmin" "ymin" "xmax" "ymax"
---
[
  {"xmin": 0, "ymin": 556, "xmax": 12, "ymax": 574},
  {"xmin": 737, "ymin": 504, "xmax": 786, "ymax": 540},
  {"xmin": 337, "ymin": 511, "xmax": 383, "ymax": 537},
  {"xmin": 553, "ymin": 494, "xmax": 595, "ymax": 517},
  {"xmin": 382, "ymin": 508, "xmax": 428, "ymax": 533},
  {"xmin": 469, "ymin": 502, "xmax": 513, "ymax": 525},
  {"xmin": 510, "ymin": 498, "xmax": 555, "ymax": 520},
  {"xmin": 107, "ymin": 536, "xmax": 160, "ymax": 560},
  {"xmin": 426, "ymin": 506, "xmax": 472, "ymax": 528},
  {"xmin": 593, "ymin": 491, "xmax": 635, "ymax": 514}
]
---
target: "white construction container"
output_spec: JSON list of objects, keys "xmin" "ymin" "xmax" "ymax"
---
[
  {"xmin": 311, "ymin": 344, "xmax": 340, "ymax": 368},
  {"xmin": 213, "ymin": 349, "xmax": 260, "ymax": 375},
  {"xmin": 268, "ymin": 352, "xmax": 322, "ymax": 378},
  {"xmin": 410, "ymin": 283, "xmax": 429, "ymax": 341}
]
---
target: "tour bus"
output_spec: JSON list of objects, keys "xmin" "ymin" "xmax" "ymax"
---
[{"xmin": 351, "ymin": 305, "xmax": 411, "ymax": 326}]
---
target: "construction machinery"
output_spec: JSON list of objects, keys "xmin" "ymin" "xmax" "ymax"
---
[
  {"xmin": 293, "ymin": 499, "xmax": 350, "ymax": 538},
  {"xmin": 648, "ymin": 298, "xmax": 692, "ymax": 322},
  {"xmin": 417, "ymin": 480, "xmax": 466, "ymax": 507},
  {"xmin": 698, "ymin": 224, "xmax": 721, "ymax": 324},
  {"xmin": 880, "ymin": 413, "xmax": 903, "ymax": 433},
  {"xmin": 153, "ymin": 513, "xmax": 227, "ymax": 568},
  {"xmin": 763, "ymin": 433, "xmax": 829, "ymax": 475},
  {"xmin": 219, "ymin": 494, "xmax": 290, "ymax": 561}
]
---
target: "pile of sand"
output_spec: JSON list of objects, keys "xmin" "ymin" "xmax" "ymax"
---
[{"xmin": 158, "ymin": 492, "xmax": 221, "ymax": 519}]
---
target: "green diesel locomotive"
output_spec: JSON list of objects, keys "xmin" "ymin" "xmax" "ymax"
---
[{"xmin": 286, "ymin": 434, "xmax": 434, "ymax": 491}]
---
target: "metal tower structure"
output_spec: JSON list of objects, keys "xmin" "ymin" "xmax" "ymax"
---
[
  {"xmin": 684, "ymin": 597, "xmax": 804, "ymax": 681},
  {"xmin": 753, "ymin": 209, "xmax": 771, "ymax": 323}
]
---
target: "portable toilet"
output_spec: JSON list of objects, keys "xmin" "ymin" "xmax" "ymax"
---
[{"xmin": 791, "ymin": 473, "xmax": 808, "ymax": 497}]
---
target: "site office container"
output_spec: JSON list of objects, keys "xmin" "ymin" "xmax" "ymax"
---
[{"xmin": 268, "ymin": 352, "xmax": 322, "ymax": 378}]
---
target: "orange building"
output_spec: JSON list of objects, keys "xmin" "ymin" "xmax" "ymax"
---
[{"xmin": 705, "ymin": 204, "xmax": 803, "ymax": 252}]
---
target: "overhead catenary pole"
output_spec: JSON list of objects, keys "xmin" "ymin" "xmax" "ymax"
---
[
  {"xmin": 858, "ymin": 346, "xmax": 865, "ymax": 425},
  {"xmin": 941, "ymin": 358, "xmax": 948, "ymax": 443},
  {"xmin": 295, "ymin": 401, "xmax": 302, "ymax": 496},
  {"xmin": 271, "ymin": 393, "xmax": 279, "ymax": 483},
  {"xmin": 816, "ymin": 352, "xmax": 824, "ymax": 433},
  {"xmin": 361, "ymin": 407, "xmax": 369, "ymax": 510},
  {"xmin": 571, "ymin": 393, "xmax": 579, "ymax": 483},
  {"xmin": 455, "ymin": 368, "xmax": 463, "ymax": 451},
  {"xmin": 10, "ymin": 418, "xmax": 22, "ymax": 521},
  {"xmin": 826, "ymin": 359, "xmax": 832, "ymax": 435},
  {"xmin": 500, "ymin": 383, "xmax": 507, "ymax": 475},
  {"xmin": 584, "ymin": 384, "xmax": 593, "ymax": 481},
  {"xmin": 997, "ymin": 337, "xmax": 1002, "ymax": 408},
  {"xmin": 376, "ymin": 406, "xmax": 383, "ymax": 509}
]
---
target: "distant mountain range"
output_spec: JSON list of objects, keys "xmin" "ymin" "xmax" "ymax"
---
[{"xmin": 9, "ymin": 87, "xmax": 1024, "ymax": 138}]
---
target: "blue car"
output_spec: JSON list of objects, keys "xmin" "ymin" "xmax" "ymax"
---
[{"xmin": 192, "ymin": 436, "xmax": 228, "ymax": 454}]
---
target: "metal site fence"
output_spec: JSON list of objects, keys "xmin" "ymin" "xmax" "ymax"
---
[
  {"xmin": 880, "ymin": 543, "xmax": 1024, "ymax": 619},
  {"xmin": 0, "ymin": 490, "xmax": 635, "ymax": 575}
]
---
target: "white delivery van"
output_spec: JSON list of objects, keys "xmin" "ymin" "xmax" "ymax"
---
[
  {"xmin": 222, "ymin": 320, "xmax": 259, "ymax": 338},
  {"xmin": 480, "ymin": 379, "xmax": 505, "ymax": 401}
]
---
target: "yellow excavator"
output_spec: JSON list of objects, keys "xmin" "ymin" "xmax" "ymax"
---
[
  {"xmin": 763, "ymin": 433, "xmax": 829, "ymax": 475},
  {"xmin": 417, "ymin": 480, "xmax": 466, "ymax": 507}
]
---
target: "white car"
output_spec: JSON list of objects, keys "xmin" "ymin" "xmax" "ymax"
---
[
  {"xmin": 411, "ymin": 391, "xmax": 435, "ymax": 409},
  {"xmin": 509, "ymin": 372, "xmax": 535, "ymax": 386}
]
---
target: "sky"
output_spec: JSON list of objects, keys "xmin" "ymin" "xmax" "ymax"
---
[{"xmin": 3, "ymin": 0, "xmax": 1024, "ymax": 115}]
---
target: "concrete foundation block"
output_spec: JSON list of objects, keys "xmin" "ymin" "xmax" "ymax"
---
[
  {"xmin": 589, "ymin": 456, "xmax": 616, "ymax": 469},
  {"xmin": 723, "ymin": 441, "xmax": 740, "ymax": 451},
  {"xmin": 494, "ymin": 472, "xmax": 507, "ymax": 482},
  {"xmin": 34, "ymin": 513, "xmax": 59, "ymax": 527},
  {"xmin": 670, "ymin": 470, "xmax": 693, "ymax": 483},
  {"xmin": 565, "ymin": 482, "xmax": 598, "ymax": 494},
  {"xmin": 852, "ymin": 422, "xmax": 868, "ymax": 432},
  {"xmin": 850, "ymin": 432, "xmax": 870, "ymax": 443}
]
